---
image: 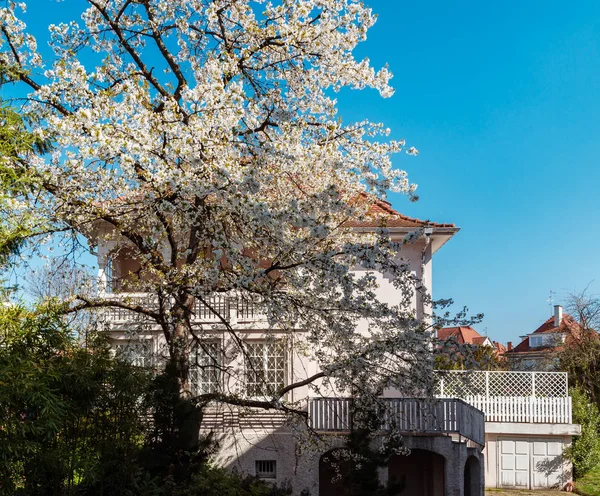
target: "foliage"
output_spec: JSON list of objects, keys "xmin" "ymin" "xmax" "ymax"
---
[
  {"xmin": 434, "ymin": 338, "xmax": 506, "ymax": 371},
  {"xmin": 559, "ymin": 290, "xmax": 600, "ymax": 410},
  {"xmin": 0, "ymin": 0, "xmax": 439, "ymax": 433},
  {"xmin": 566, "ymin": 387, "xmax": 600, "ymax": 480},
  {"xmin": 0, "ymin": 105, "xmax": 51, "ymax": 267},
  {"xmin": 560, "ymin": 327, "xmax": 600, "ymax": 409},
  {"xmin": 0, "ymin": 300, "xmax": 296, "ymax": 495},
  {"xmin": 0, "ymin": 301, "xmax": 151, "ymax": 495},
  {"xmin": 161, "ymin": 465, "xmax": 292, "ymax": 496},
  {"xmin": 574, "ymin": 463, "xmax": 600, "ymax": 496}
]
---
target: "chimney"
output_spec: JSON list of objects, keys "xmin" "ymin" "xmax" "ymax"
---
[
  {"xmin": 554, "ymin": 305, "xmax": 563, "ymax": 328},
  {"xmin": 507, "ymin": 342, "xmax": 513, "ymax": 351}
]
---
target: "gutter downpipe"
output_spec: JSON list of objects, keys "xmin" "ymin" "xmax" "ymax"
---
[{"xmin": 418, "ymin": 228, "xmax": 433, "ymax": 323}]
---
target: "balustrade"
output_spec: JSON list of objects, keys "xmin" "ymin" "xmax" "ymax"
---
[
  {"xmin": 434, "ymin": 370, "xmax": 573, "ymax": 424},
  {"xmin": 308, "ymin": 397, "xmax": 485, "ymax": 447},
  {"xmin": 99, "ymin": 293, "xmax": 261, "ymax": 324}
]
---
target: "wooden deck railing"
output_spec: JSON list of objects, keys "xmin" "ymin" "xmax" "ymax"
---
[{"xmin": 308, "ymin": 397, "xmax": 485, "ymax": 447}]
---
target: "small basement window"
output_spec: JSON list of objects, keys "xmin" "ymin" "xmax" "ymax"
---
[{"xmin": 255, "ymin": 460, "xmax": 277, "ymax": 479}]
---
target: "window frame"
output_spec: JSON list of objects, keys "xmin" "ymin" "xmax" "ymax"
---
[
  {"xmin": 255, "ymin": 460, "xmax": 277, "ymax": 479},
  {"xmin": 114, "ymin": 339, "xmax": 154, "ymax": 367},
  {"xmin": 244, "ymin": 340, "xmax": 287, "ymax": 398},
  {"xmin": 189, "ymin": 340, "xmax": 222, "ymax": 395}
]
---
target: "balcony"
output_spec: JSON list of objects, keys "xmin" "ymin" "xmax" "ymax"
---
[
  {"xmin": 435, "ymin": 370, "xmax": 573, "ymax": 424},
  {"xmin": 308, "ymin": 397, "xmax": 485, "ymax": 447},
  {"xmin": 99, "ymin": 293, "xmax": 262, "ymax": 326}
]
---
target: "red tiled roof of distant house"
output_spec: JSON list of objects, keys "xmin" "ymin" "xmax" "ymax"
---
[
  {"xmin": 345, "ymin": 198, "xmax": 456, "ymax": 229},
  {"xmin": 530, "ymin": 314, "xmax": 582, "ymax": 335},
  {"xmin": 437, "ymin": 326, "xmax": 487, "ymax": 345},
  {"xmin": 493, "ymin": 341, "xmax": 507, "ymax": 354},
  {"xmin": 506, "ymin": 314, "xmax": 583, "ymax": 354}
]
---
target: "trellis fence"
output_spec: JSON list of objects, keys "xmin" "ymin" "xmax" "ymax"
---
[{"xmin": 434, "ymin": 371, "xmax": 572, "ymax": 424}]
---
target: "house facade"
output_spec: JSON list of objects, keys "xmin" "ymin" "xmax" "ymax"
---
[{"xmin": 93, "ymin": 204, "xmax": 486, "ymax": 496}]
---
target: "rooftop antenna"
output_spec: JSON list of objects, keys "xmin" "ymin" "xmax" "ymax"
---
[{"xmin": 547, "ymin": 290, "xmax": 555, "ymax": 312}]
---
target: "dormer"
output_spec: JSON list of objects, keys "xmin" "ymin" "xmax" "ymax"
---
[
  {"xmin": 525, "ymin": 305, "xmax": 571, "ymax": 349},
  {"xmin": 506, "ymin": 305, "xmax": 583, "ymax": 368}
]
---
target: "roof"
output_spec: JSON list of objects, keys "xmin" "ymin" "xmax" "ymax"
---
[
  {"xmin": 530, "ymin": 314, "xmax": 581, "ymax": 335},
  {"xmin": 506, "ymin": 314, "xmax": 583, "ymax": 355},
  {"xmin": 437, "ymin": 326, "xmax": 488, "ymax": 345},
  {"xmin": 345, "ymin": 198, "xmax": 456, "ymax": 229},
  {"xmin": 493, "ymin": 341, "xmax": 507, "ymax": 354}
]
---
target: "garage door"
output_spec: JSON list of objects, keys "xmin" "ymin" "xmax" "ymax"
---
[
  {"xmin": 498, "ymin": 438, "xmax": 565, "ymax": 489},
  {"xmin": 531, "ymin": 439, "xmax": 564, "ymax": 488},
  {"xmin": 499, "ymin": 439, "xmax": 529, "ymax": 488}
]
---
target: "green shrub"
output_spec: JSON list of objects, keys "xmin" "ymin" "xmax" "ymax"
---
[
  {"xmin": 165, "ymin": 465, "xmax": 292, "ymax": 496},
  {"xmin": 567, "ymin": 387, "xmax": 600, "ymax": 479},
  {"xmin": 0, "ymin": 303, "xmax": 151, "ymax": 495},
  {"xmin": 0, "ymin": 303, "xmax": 294, "ymax": 495}
]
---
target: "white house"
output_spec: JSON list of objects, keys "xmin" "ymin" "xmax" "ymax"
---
[{"xmin": 92, "ymin": 202, "xmax": 486, "ymax": 496}]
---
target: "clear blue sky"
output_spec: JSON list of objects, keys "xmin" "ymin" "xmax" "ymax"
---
[
  {"xmin": 16, "ymin": 0, "xmax": 600, "ymax": 344},
  {"xmin": 341, "ymin": 0, "xmax": 600, "ymax": 345}
]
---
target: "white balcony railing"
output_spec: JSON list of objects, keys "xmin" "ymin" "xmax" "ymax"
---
[
  {"xmin": 461, "ymin": 395, "xmax": 572, "ymax": 424},
  {"xmin": 308, "ymin": 397, "xmax": 485, "ymax": 447},
  {"xmin": 99, "ymin": 293, "xmax": 261, "ymax": 324},
  {"xmin": 434, "ymin": 370, "xmax": 573, "ymax": 424}
]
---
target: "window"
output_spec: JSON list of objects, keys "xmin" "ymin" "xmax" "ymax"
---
[
  {"xmin": 529, "ymin": 336, "xmax": 543, "ymax": 348},
  {"xmin": 104, "ymin": 257, "xmax": 113, "ymax": 293},
  {"xmin": 115, "ymin": 340, "xmax": 153, "ymax": 367},
  {"xmin": 246, "ymin": 342, "xmax": 286, "ymax": 397},
  {"xmin": 189, "ymin": 341, "xmax": 221, "ymax": 394},
  {"xmin": 255, "ymin": 460, "xmax": 277, "ymax": 479}
]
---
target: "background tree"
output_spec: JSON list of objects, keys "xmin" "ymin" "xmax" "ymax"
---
[
  {"xmin": 560, "ymin": 289, "xmax": 600, "ymax": 409},
  {"xmin": 434, "ymin": 338, "xmax": 506, "ymax": 371},
  {"xmin": 0, "ymin": 104, "xmax": 51, "ymax": 268}
]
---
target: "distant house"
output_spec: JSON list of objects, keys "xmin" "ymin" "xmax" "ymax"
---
[
  {"xmin": 438, "ymin": 326, "xmax": 494, "ymax": 347},
  {"xmin": 437, "ymin": 326, "xmax": 506, "ymax": 361},
  {"xmin": 505, "ymin": 305, "xmax": 582, "ymax": 371},
  {"xmin": 436, "ymin": 321, "xmax": 581, "ymax": 490}
]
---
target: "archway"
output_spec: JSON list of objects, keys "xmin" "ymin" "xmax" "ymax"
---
[
  {"xmin": 464, "ymin": 455, "xmax": 481, "ymax": 496},
  {"xmin": 319, "ymin": 449, "xmax": 353, "ymax": 496},
  {"xmin": 388, "ymin": 450, "xmax": 445, "ymax": 496}
]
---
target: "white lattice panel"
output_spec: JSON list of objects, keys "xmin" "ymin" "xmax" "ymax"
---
[{"xmin": 435, "ymin": 371, "xmax": 568, "ymax": 398}]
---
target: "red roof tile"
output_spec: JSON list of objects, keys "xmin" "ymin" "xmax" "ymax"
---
[
  {"xmin": 438, "ymin": 326, "xmax": 487, "ymax": 345},
  {"xmin": 493, "ymin": 341, "xmax": 507, "ymax": 354},
  {"xmin": 346, "ymin": 198, "xmax": 456, "ymax": 229}
]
